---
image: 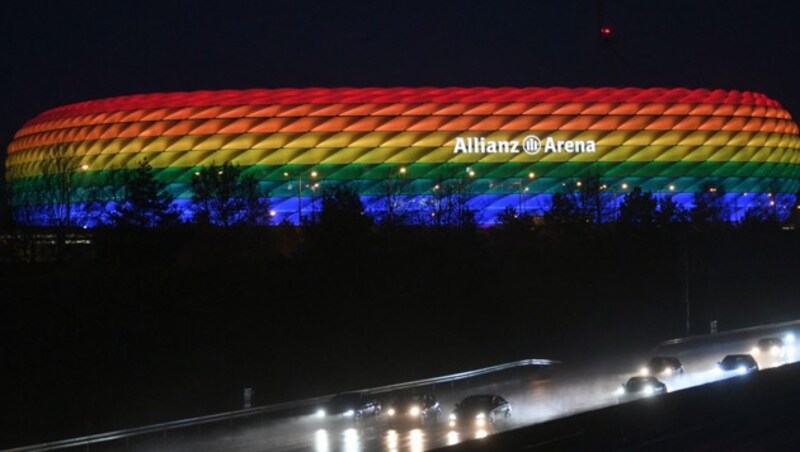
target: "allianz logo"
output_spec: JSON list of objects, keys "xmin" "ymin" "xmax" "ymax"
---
[{"xmin": 453, "ymin": 135, "xmax": 597, "ymax": 156}]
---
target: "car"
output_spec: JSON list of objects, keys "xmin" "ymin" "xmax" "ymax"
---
[
  {"xmin": 750, "ymin": 337, "xmax": 786, "ymax": 359},
  {"xmin": 639, "ymin": 356, "xmax": 685, "ymax": 377},
  {"xmin": 616, "ymin": 376, "xmax": 668, "ymax": 402},
  {"xmin": 385, "ymin": 393, "xmax": 442, "ymax": 424},
  {"xmin": 317, "ymin": 392, "xmax": 381, "ymax": 419},
  {"xmin": 716, "ymin": 354, "xmax": 759, "ymax": 376},
  {"xmin": 449, "ymin": 394, "xmax": 511, "ymax": 428}
]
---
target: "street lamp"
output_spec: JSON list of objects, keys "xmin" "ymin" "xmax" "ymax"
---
[
  {"xmin": 512, "ymin": 171, "xmax": 536, "ymax": 215},
  {"xmin": 284, "ymin": 170, "xmax": 320, "ymax": 223}
]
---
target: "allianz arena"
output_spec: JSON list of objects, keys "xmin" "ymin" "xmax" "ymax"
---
[{"xmin": 5, "ymin": 87, "xmax": 800, "ymax": 225}]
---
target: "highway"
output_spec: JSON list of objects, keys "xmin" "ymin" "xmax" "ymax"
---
[{"xmin": 12, "ymin": 319, "xmax": 800, "ymax": 452}]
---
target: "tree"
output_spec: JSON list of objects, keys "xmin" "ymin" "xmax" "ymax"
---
[
  {"xmin": 190, "ymin": 163, "xmax": 271, "ymax": 226},
  {"xmin": 317, "ymin": 184, "xmax": 372, "ymax": 232},
  {"xmin": 110, "ymin": 159, "xmax": 177, "ymax": 227},
  {"xmin": 40, "ymin": 143, "xmax": 82, "ymax": 227},
  {"xmin": 690, "ymin": 183, "xmax": 727, "ymax": 224},
  {"xmin": 379, "ymin": 168, "xmax": 412, "ymax": 226},
  {"xmin": 740, "ymin": 193, "xmax": 781, "ymax": 227},
  {"xmin": 618, "ymin": 187, "xmax": 658, "ymax": 225},
  {"xmin": 495, "ymin": 206, "xmax": 535, "ymax": 232},
  {"xmin": 787, "ymin": 191, "xmax": 800, "ymax": 226},
  {"xmin": 544, "ymin": 191, "xmax": 584, "ymax": 226},
  {"xmin": 655, "ymin": 195, "xmax": 688, "ymax": 225},
  {"xmin": 36, "ymin": 143, "xmax": 88, "ymax": 261},
  {"xmin": 576, "ymin": 175, "xmax": 612, "ymax": 224},
  {"xmin": 425, "ymin": 173, "xmax": 477, "ymax": 229}
]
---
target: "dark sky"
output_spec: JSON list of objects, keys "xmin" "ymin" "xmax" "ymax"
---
[{"xmin": 2, "ymin": 0, "xmax": 799, "ymax": 162}]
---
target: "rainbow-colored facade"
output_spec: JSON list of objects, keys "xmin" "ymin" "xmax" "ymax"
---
[{"xmin": 6, "ymin": 87, "xmax": 800, "ymax": 225}]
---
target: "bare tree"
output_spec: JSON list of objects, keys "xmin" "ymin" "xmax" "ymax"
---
[
  {"xmin": 191, "ymin": 163, "xmax": 271, "ymax": 227},
  {"xmin": 40, "ymin": 143, "xmax": 83, "ymax": 228},
  {"xmin": 424, "ymin": 168, "xmax": 477, "ymax": 228},
  {"xmin": 38, "ymin": 144, "xmax": 87, "ymax": 260}
]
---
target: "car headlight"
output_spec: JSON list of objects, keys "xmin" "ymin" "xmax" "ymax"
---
[
  {"xmin": 316, "ymin": 409, "xmax": 326, "ymax": 418},
  {"xmin": 343, "ymin": 409, "xmax": 355, "ymax": 417},
  {"xmin": 786, "ymin": 333, "xmax": 795, "ymax": 344},
  {"xmin": 449, "ymin": 413, "xmax": 457, "ymax": 421},
  {"xmin": 615, "ymin": 387, "xmax": 625, "ymax": 396},
  {"xmin": 639, "ymin": 367, "xmax": 649, "ymax": 376},
  {"xmin": 771, "ymin": 346, "xmax": 781, "ymax": 355},
  {"xmin": 662, "ymin": 368, "xmax": 673, "ymax": 376},
  {"xmin": 751, "ymin": 347, "xmax": 760, "ymax": 355},
  {"xmin": 409, "ymin": 406, "xmax": 420, "ymax": 417},
  {"xmin": 643, "ymin": 385, "xmax": 654, "ymax": 396},
  {"xmin": 475, "ymin": 413, "xmax": 486, "ymax": 420},
  {"xmin": 736, "ymin": 366, "xmax": 747, "ymax": 375},
  {"xmin": 387, "ymin": 408, "xmax": 395, "ymax": 416}
]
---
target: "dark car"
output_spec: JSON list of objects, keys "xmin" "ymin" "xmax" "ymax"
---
[
  {"xmin": 640, "ymin": 356, "xmax": 685, "ymax": 377},
  {"xmin": 717, "ymin": 354, "xmax": 758, "ymax": 375},
  {"xmin": 751, "ymin": 338, "xmax": 786, "ymax": 359},
  {"xmin": 616, "ymin": 376, "xmax": 668, "ymax": 402},
  {"xmin": 449, "ymin": 395, "xmax": 511, "ymax": 427},
  {"xmin": 386, "ymin": 393, "xmax": 442, "ymax": 424},
  {"xmin": 317, "ymin": 392, "xmax": 381, "ymax": 419}
]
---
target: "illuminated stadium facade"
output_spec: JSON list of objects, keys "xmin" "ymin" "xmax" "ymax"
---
[{"xmin": 5, "ymin": 87, "xmax": 800, "ymax": 225}]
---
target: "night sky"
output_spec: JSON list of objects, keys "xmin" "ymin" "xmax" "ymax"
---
[{"xmin": 2, "ymin": 0, "xmax": 799, "ymax": 163}]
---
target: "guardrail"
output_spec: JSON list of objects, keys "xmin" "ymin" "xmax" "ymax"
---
[
  {"xmin": 5, "ymin": 357, "xmax": 558, "ymax": 451},
  {"xmin": 656, "ymin": 318, "xmax": 800, "ymax": 348}
]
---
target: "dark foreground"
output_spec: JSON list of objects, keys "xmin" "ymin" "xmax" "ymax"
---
[{"xmin": 2, "ymin": 226, "xmax": 800, "ymax": 448}]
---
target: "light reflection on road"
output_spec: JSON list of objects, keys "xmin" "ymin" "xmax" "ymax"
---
[
  {"xmin": 314, "ymin": 429, "xmax": 329, "ymax": 452},
  {"xmin": 446, "ymin": 430, "xmax": 459, "ymax": 446}
]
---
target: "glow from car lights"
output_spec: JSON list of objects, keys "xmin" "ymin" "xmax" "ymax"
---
[
  {"xmin": 771, "ymin": 346, "xmax": 781, "ymax": 355},
  {"xmin": 661, "ymin": 368, "xmax": 673, "ymax": 376},
  {"xmin": 314, "ymin": 429, "xmax": 329, "ymax": 452},
  {"xmin": 475, "ymin": 412, "xmax": 486, "ymax": 420},
  {"xmin": 639, "ymin": 367, "xmax": 649, "ymax": 376},
  {"xmin": 387, "ymin": 408, "xmax": 395, "ymax": 416},
  {"xmin": 786, "ymin": 333, "xmax": 795, "ymax": 344},
  {"xmin": 409, "ymin": 406, "xmax": 420, "ymax": 417},
  {"xmin": 343, "ymin": 409, "xmax": 355, "ymax": 417},
  {"xmin": 615, "ymin": 387, "xmax": 625, "ymax": 396},
  {"xmin": 736, "ymin": 366, "xmax": 747, "ymax": 375},
  {"xmin": 316, "ymin": 409, "xmax": 326, "ymax": 418},
  {"xmin": 410, "ymin": 429, "xmax": 424, "ymax": 452},
  {"xmin": 751, "ymin": 347, "xmax": 760, "ymax": 355},
  {"xmin": 475, "ymin": 429, "xmax": 488, "ymax": 439},
  {"xmin": 343, "ymin": 428, "xmax": 358, "ymax": 452},
  {"xmin": 449, "ymin": 413, "xmax": 457, "ymax": 421},
  {"xmin": 446, "ymin": 431, "xmax": 459, "ymax": 446},
  {"xmin": 385, "ymin": 430, "xmax": 398, "ymax": 452},
  {"xmin": 643, "ymin": 385, "xmax": 654, "ymax": 396}
]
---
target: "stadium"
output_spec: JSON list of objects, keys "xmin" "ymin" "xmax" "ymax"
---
[{"xmin": 5, "ymin": 87, "xmax": 800, "ymax": 225}]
